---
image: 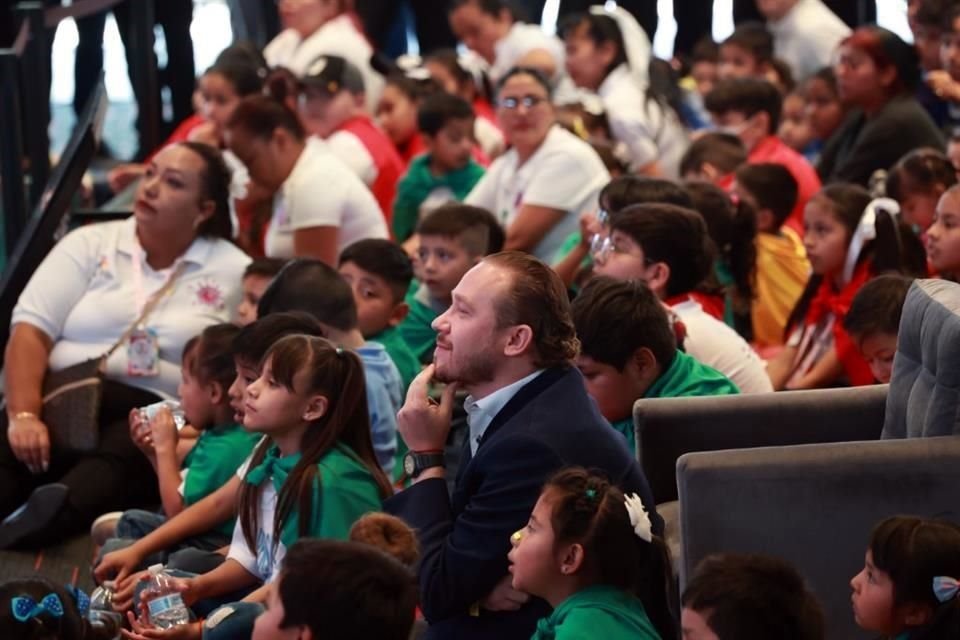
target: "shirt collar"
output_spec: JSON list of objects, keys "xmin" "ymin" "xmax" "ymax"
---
[
  {"xmin": 464, "ymin": 368, "xmax": 544, "ymax": 455},
  {"xmin": 117, "ymin": 215, "xmax": 213, "ymax": 267}
]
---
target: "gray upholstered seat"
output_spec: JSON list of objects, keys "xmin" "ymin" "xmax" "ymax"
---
[
  {"xmin": 883, "ymin": 278, "xmax": 960, "ymax": 438},
  {"xmin": 676, "ymin": 437, "xmax": 960, "ymax": 640}
]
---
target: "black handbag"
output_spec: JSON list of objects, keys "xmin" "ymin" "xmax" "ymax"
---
[{"xmin": 5, "ymin": 263, "xmax": 186, "ymax": 454}]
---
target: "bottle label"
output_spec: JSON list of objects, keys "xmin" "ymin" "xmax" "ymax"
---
[{"xmin": 147, "ymin": 593, "xmax": 185, "ymax": 618}]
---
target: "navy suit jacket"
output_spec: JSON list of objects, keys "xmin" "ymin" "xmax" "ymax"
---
[{"xmin": 385, "ymin": 366, "xmax": 661, "ymax": 640}]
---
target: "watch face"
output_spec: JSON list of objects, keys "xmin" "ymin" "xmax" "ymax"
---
[{"xmin": 403, "ymin": 452, "xmax": 416, "ymax": 476}]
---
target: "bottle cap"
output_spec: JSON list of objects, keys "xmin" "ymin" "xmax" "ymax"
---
[{"xmin": 147, "ymin": 563, "xmax": 164, "ymax": 575}]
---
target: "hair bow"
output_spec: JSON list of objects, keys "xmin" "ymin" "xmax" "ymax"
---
[
  {"xmin": 11, "ymin": 593, "xmax": 64, "ymax": 623},
  {"xmin": 933, "ymin": 576, "xmax": 959, "ymax": 603},
  {"xmin": 624, "ymin": 493, "xmax": 652, "ymax": 543},
  {"xmin": 843, "ymin": 197, "xmax": 899, "ymax": 286},
  {"xmin": 65, "ymin": 585, "xmax": 90, "ymax": 618}
]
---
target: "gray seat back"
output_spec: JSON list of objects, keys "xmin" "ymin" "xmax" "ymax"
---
[{"xmin": 676, "ymin": 437, "xmax": 960, "ymax": 640}]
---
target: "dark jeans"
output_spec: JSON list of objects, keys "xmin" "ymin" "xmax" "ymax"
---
[
  {"xmin": 74, "ymin": 0, "xmax": 196, "ymax": 140},
  {"xmin": 97, "ymin": 509, "xmax": 230, "ymax": 571},
  {"xmin": 0, "ymin": 379, "xmax": 160, "ymax": 546}
]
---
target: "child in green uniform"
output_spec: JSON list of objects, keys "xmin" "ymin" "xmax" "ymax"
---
[
  {"xmin": 399, "ymin": 203, "xmax": 504, "ymax": 363},
  {"xmin": 98, "ymin": 324, "xmax": 261, "ymax": 553},
  {"xmin": 123, "ymin": 335, "xmax": 394, "ymax": 640},
  {"xmin": 572, "ymin": 277, "xmax": 739, "ymax": 454},
  {"xmin": 339, "ymin": 239, "xmax": 420, "ymax": 391},
  {"xmin": 508, "ymin": 467, "xmax": 674, "ymax": 640}
]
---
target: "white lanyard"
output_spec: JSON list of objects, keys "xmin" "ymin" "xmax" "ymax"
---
[{"xmin": 130, "ymin": 240, "xmax": 185, "ymax": 323}]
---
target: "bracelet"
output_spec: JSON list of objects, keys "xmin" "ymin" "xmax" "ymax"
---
[{"xmin": 9, "ymin": 411, "xmax": 38, "ymax": 421}]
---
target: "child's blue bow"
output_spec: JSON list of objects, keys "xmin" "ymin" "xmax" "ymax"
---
[
  {"xmin": 65, "ymin": 585, "xmax": 90, "ymax": 617},
  {"xmin": 933, "ymin": 576, "xmax": 959, "ymax": 603},
  {"xmin": 10, "ymin": 593, "xmax": 64, "ymax": 622}
]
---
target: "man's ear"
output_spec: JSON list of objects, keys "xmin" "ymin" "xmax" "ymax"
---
[
  {"xmin": 388, "ymin": 301, "xmax": 410, "ymax": 328},
  {"xmin": 503, "ymin": 324, "xmax": 534, "ymax": 358}
]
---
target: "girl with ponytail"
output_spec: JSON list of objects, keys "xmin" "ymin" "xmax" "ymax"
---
[
  {"xmin": 508, "ymin": 467, "xmax": 675, "ymax": 640},
  {"xmin": 120, "ymin": 334, "xmax": 391, "ymax": 640},
  {"xmin": 767, "ymin": 183, "xmax": 927, "ymax": 389}
]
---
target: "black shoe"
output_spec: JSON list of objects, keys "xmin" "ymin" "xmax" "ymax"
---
[{"xmin": 0, "ymin": 483, "xmax": 69, "ymax": 549}]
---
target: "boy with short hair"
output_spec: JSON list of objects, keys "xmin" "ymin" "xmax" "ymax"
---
[
  {"xmin": 251, "ymin": 539, "xmax": 418, "ymax": 640},
  {"xmin": 705, "ymin": 77, "xmax": 821, "ymax": 233},
  {"xmin": 842, "ymin": 274, "xmax": 913, "ymax": 384},
  {"xmin": 257, "ymin": 261, "xmax": 403, "ymax": 474},
  {"xmin": 298, "ymin": 54, "xmax": 405, "ymax": 220},
  {"xmin": 718, "ymin": 22, "xmax": 774, "ymax": 81},
  {"xmin": 398, "ymin": 203, "xmax": 504, "ymax": 363},
  {"xmin": 592, "ymin": 203, "xmax": 774, "ymax": 393},
  {"xmin": 236, "ymin": 258, "xmax": 287, "ymax": 326},
  {"xmin": 679, "ymin": 132, "xmax": 748, "ymax": 187},
  {"xmin": 392, "ymin": 93, "xmax": 487, "ymax": 242},
  {"xmin": 681, "ymin": 553, "xmax": 825, "ymax": 640},
  {"xmin": 572, "ymin": 277, "xmax": 738, "ymax": 453},
  {"xmin": 338, "ymin": 239, "xmax": 419, "ymax": 390},
  {"xmin": 733, "ymin": 163, "xmax": 810, "ymax": 348}
]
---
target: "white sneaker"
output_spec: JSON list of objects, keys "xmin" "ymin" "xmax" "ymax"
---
[{"xmin": 90, "ymin": 511, "xmax": 123, "ymax": 547}]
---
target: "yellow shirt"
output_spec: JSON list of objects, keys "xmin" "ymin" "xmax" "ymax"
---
[{"xmin": 753, "ymin": 228, "xmax": 810, "ymax": 347}]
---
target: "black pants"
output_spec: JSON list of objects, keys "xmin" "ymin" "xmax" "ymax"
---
[
  {"xmin": 0, "ymin": 380, "xmax": 160, "ymax": 546},
  {"xmin": 73, "ymin": 0, "xmax": 195, "ymax": 140},
  {"xmin": 355, "ymin": 0, "xmax": 457, "ymax": 56}
]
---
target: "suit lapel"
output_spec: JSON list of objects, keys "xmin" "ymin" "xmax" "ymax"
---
[{"xmin": 475, "ymin": 367, "xmax": 568, "ymax": 451}]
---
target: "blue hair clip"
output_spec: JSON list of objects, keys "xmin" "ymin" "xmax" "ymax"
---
[
  {"xmin": 585, "ymin": 488, "xmax": 597, "ymax": 500},
  {"xmin": 934, "ymin": 576, "xmax": 959, "ymax": 603},
  {"xmin": 11, "ymin": 593, "xmax": 64, "ymax": 623},
  {"xmin": 65, "ymin": 585, "xmax": 90, "ymax": 618}
]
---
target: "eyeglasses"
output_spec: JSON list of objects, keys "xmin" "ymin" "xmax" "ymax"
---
[
  {"xmin": 497, "ymin": 95, "xmax": 548, "ymax": 111},
  {"xmin": 590, "ymin": 234, "xmax": 655, "ymax": 267}
]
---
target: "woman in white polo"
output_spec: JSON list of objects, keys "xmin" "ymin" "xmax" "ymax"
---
[
  {"xmin": 466, "ymin": 66, "xmax": 610, "ymax": 262},
  {"xmin": 1, "ymin": 142, "xmax": 250, "ymax": 548}
]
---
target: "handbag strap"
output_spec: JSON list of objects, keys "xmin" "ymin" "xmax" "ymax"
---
[{"xmin": 102, "ymin": 261, "xmax": 189, "ymax": 361}]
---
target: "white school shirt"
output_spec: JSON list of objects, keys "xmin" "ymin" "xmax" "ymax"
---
[
  {"xmin": 264, "ymin": 138, "xmax": 387, "ymax": 260},
  {"xmin": 465, "ymin": 125, "xmax": 609, "ymax": 262},
  {"xmin": 671, "ymin": 299, "xmax": 774, "ymax": 394},
  {"xmin": 323, "ymin": 131, "xmax": 377, "ymax": 187},
  {"xmin": 12, "ymin": 218, "xmax": 250, "ymax": 399},
  {"xmin": 489, "ymin": 22, "xmax": 566, "ymax": 84},
  {"xmin": 597, "ymin": 64, "xmax": 689, "ymax": 178},
  {"xmin": 768, "ymin": 0, "xmax": 850, "ymax": 81},
  {"xmin": 229, "ymin": 454, "xmax": 283, "ymax": 583},
  {"xmin": 263, "ymin": 15, "xmax": 384, "ymax": 112}
]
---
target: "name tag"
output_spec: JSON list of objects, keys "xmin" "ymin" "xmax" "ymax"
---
[{"xmin": 127, "ymin": 328, "xmax": 160, "ymax": 377}]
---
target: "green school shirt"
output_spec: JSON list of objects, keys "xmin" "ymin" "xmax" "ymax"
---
[
  {"xmin": 392, "ymin": 154, "xmax": 486, "ymax": 242},
  {"xmin": 531, "ymin": 585, "xmax": 661, "ymax": 640},
  {"xmin": 182, "ymin": 423, "xmax": 261, "ymax": 537},
  {"xmin": 244, "ymin": 442, "xmax": 384, "ymax": 547},
  {"xmin": 398, "ymin": 281, "xmax": 444, "ymax": 365},
  {"xmin": 608, "ymin": 351, "xmax": 739, "ymax": 453},
  {"xmin": 370, "ymin": 325, "xmax": 420, "ymax": 391}
]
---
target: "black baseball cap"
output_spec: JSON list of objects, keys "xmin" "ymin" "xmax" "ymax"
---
[{"xmin": 300, "ymin": 54, "xmax": 366, "ymax": 96}]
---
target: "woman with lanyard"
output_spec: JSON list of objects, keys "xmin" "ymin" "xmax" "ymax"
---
[
  {"xmin": 224, "ymin": 94, "xmax": 387, "ymax": 265},
  {"xmin": 466, "ymin": 66, "xmax": 610, "ymax": 262},
  {"xmin": 0, "ymin": 142, "xmax": 250, "ymax": 548},
  {"xmin": 560, "ymin": 5, "xmax": 689, "ymax": 178}
]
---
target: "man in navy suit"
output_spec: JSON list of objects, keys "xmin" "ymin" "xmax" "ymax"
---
[{"xmin": 386, "ymin": 251, "xmax": 660, "ymax": 640}]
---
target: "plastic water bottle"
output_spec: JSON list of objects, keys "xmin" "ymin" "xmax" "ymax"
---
[
  {"xmin": 88, "ymin": 581, "xmax": 123, "ymax": 639},
  {"xmin": 141, "ymin": 564, "xmax": 190, "ymax": 629},
  {"xmin": 138, "ymin": 401, "xmax": 187, "ymax": 431}
]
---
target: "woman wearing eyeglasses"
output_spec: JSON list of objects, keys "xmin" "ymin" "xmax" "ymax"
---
[{"xmin": 465, "ymin": 67, "xmax": 610, "ymax": 261}]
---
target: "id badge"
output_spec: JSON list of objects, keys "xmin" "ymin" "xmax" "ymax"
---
[{"xmin": 127, "ymin": 327, "xmax": 160, "ymax": 377}]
